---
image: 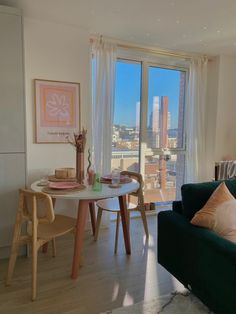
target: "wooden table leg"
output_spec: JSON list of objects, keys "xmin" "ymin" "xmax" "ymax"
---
[
  {"xmin": 42, "ymin": 198, "xmax": 56, "ymax": 253},
  {"xmin": 89, "ymin": 201, "xmax": 96, "ymax": 236},
  {"xmin": 118, "ymin": 195, "xmax": 131, "ymax": 254},
  {"xmin": 71, "ymin": 199, "xmax": 89, "ymax": 279}
]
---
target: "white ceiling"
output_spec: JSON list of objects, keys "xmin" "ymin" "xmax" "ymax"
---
[{"xmin": 2, "ymin": 0, "xmax": 236, "ymax": 55}]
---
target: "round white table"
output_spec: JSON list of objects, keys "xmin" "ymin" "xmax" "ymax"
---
[{"xmin": 31, "ymin": 180, "xmax": 139, "ymax": 279}]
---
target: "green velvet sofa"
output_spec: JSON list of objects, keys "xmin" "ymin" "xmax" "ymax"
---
[{"xmin": 158, "ymin": 179, "xmax": 236, "ymax": 314}]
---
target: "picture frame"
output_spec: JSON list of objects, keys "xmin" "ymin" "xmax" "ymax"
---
[{"xmin": 34, "ymin": 79, "xmax": 80, "ymax": 143}]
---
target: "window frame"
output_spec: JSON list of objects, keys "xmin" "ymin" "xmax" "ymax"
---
[{"xmin": 114, "ymin": 55, "xmax": 189, "ymax": 176}]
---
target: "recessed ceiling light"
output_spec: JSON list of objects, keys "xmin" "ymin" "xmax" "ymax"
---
[{"xmin": 203, "ymin": 26, "xmax": 207, "ymax": 30}]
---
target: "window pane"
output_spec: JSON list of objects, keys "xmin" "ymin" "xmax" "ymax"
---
[
  {"xmin": 111, "ymin": 60, "xmax": 141, "ymax": 172},
  {"xmin": 147, "ymin": 67, "xmax": 186, "ymax": 149},
  {"xmin": 144, "ymin": 152, "xmax": 185, "ymax": 203}
]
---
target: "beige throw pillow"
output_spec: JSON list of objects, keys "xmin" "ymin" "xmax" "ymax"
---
[
  {"xmin": 214, "ymin": 200, "xmax": 236, "ymax": 243},
  {"xmin": 191, "ymin": 182, "xmax": 235, "ymax": 229}
]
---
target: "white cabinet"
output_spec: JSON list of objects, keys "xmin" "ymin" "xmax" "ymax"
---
[
  {"xmin": 0, "ymin": 6, "xmax": 26, "ymax": 256},
  {"xmin": 0, "ymin": 154, "xmax": 26, "ymax": 248},
  {"xmin": 0, "ymin": 7, "xmax": 25, "ymax": 153}
]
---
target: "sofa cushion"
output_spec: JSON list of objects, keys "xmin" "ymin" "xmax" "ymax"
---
[
  {"xmin": 181, "ymin": 179, "xmax": 236, "ymax": 219},
  {"xmin": 214, "ymin": 200, "xmax": 236, "ymax": 243},
  {"xmin": 190, "ymin": 182, "xmax": 234, "ymax": 229}
]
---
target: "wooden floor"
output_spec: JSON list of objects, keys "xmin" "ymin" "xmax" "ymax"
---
[{"xmin": 0, "ymin": 215, "xmax": 184, "ymax": 314}]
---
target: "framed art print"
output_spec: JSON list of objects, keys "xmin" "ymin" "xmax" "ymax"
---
[{"xmin": 35, "ymin": 79, "xmax": 80, "ymax": 143}]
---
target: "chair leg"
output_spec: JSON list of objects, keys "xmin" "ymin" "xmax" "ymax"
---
[
  {"xmin": 114, "ymin": 212, "xmax": 120, "ymax": 254},
  {"xmin": 94, "ymin": 208, "xmax": 103, "ymax": 241},
  {"xmin": 140, "ymin": 209, "xmax": 149, "ymax": 238},
  {"xmin": 89, "ymin": 202, "xmax": 96, "ymax": 236},
  {"xmin": 42, "ymin": 243, "xmax": 48, "ymax": 254},
  {"xmin": 52, "ymin": 238, "xmax": 56, "ymax": 257},
  {"xmin": 31, "ymin": 238, "xmax": 38, "ymax": 301},
  {"xmin": 6, "ymin": 214, "xmax": 22, "ymax": 286}
]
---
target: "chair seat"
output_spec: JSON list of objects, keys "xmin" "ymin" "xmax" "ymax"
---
[
  {"xmin": 37, "ymin": 214, "xmax": 76, "ymax": 239},
  {"xmin": 97, "ymin": 197, "xmax": 137, "ymax": 212}
]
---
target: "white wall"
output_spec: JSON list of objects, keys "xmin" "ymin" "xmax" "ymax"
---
[
  {"xmin": 205, "ymin": 55, "xmax": 236, "ymax": 166},
  {"xmin": 24, "ymin": 18, "xmax": 91, "ymax": 218},
  {"xmin": 198, "ymin": 55, "xmax": 236, "ymax": 179},
  {"xmin": 214, "ymin": 55, "xmax": 236, "ymax": 160}
]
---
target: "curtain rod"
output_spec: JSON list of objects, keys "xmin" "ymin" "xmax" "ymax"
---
[{"xmin": 90, "ymin": 36, "xmax": 210, "ymax": 61}]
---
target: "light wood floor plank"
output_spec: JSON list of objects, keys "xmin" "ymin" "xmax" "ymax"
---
[{"xmin": 0, "ymin": 215, "xmax": 184, "ymax": 314}]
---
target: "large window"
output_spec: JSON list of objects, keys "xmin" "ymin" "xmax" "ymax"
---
[
  {"xmin": 112, "ymin": 59, "xmax": 187, "ymax": 203},
  {"xmin": 112, "ymin": 60, "xmax": 141, "ymax": 173}
]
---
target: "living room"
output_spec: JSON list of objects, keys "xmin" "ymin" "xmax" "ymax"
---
[{"xmin": 0, "ymin": 0, "xmax": 236, "ymax": 313}]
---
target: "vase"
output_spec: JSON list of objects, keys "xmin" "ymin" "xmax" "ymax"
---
[{"xmin": 76, "ymin": 150, "xmax": 84, "ymax": 184}]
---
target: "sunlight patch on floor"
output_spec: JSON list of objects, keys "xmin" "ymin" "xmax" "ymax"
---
[
  {"xmin": 122, "ymin": 291, "xmax": 134, "ymax": 306},
  {"xmin": 143, "ymin": 234, "xmax": 159, "ymax": 301},
  {"xmin": 112, "ymin": 282, "xmax": 120, "ymax": 302}
]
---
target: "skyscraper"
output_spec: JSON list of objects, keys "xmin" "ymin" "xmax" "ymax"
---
[
  {"xmin": 149, "ymin": 96, "xmax": 160, "ymax": 147},
  {"xmin": 148, "ymin": 96, "xmax": 170, "ymax": 148},
  {"xmin": 159, "ymin": 96, "xmax": 168, "ymax": 148},
  {"xmin": 152, "ymin": 96, "xmax": 159, "ymax": 133}
]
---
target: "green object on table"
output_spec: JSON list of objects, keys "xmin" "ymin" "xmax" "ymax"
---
[{"xmin": 92, "ymin": 173, "xmax": 102, "ymax": 191}]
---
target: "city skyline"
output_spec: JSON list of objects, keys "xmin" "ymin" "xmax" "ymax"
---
[{"xmin": 114, "ymin": 61, "xmax": 182, "ymax": 128}]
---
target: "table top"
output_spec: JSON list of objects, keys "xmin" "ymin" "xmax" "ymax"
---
[{"xmin": 31, "ymin": 180, "xmax": 140, "ymax": 200}]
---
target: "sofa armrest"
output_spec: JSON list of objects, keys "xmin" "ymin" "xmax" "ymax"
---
[
  {"xmin": 172, "ymin": 201, "xmax": 183, "ymax": 214},
  {"xmin": 158, "ymin": 210, "xmax": 236, "ymax": 314}
]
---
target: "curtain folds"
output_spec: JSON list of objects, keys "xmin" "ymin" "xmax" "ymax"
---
[
  {"xmin": 91, "ymin": 39, "xmax": 117, "ymax": 176},
  {"xmin": 185, "ymin": 57, "xmax": 209, "ymax": 183}
]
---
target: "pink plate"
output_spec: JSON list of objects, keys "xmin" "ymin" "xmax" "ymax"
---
[
  {"xmin": 101, "ymin": 174, "xmax": 112, "ymax": 181},
  {"xmin": 48, "ymin": 182, "xmax": 81, "ymax": 190},
  {"xmin": 101, "ymin": 174, "xmax": 129, "ymax": 182}
]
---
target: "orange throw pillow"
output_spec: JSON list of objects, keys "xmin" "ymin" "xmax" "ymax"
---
[{"xmin": 191, "ymin": 182, "xmax": 235, "ymax": 229}]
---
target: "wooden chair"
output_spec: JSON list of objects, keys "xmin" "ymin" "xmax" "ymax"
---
[
  {"xmin": 95, "ymin": 171, "xmax": 149, "ymax": 253},
  {"xmin": 6, "ymin": 189, "xmax": 76, "ymax": 301}
]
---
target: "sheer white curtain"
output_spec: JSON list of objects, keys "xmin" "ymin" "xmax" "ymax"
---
[
  {"xmin": 91, "ymin": 38, "xmax": 117, "ymax": 175},
  {"xmin": 185, "ymin": 57, "xmax": 209, "ymax": 183},
  {"xmin": 91, "ymin": 38, "xmax": 117, "ymax": 226}
]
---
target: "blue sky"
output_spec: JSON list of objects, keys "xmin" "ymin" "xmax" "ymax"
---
[{"xmin": 114, "ymin": 61, "xmax": 181, "ymax": 129}]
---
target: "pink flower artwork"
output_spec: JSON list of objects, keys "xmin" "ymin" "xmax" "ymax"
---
[{"xmin": 35, "ymin": 80, "xmax": 80, "ymax": 143}]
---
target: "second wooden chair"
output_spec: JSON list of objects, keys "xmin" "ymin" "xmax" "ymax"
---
[{"xmin": 95, "ymin": 171, "xmax": 149, "ymax": 253}]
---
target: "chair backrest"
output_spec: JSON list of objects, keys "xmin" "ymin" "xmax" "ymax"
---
[
  {"xmin": 19, "ymin": 189, "xmax": 55, "ymax": 224},
  {"xmin": 121, "ymin": 171, "xmax": 144, "ymax": 207}
]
